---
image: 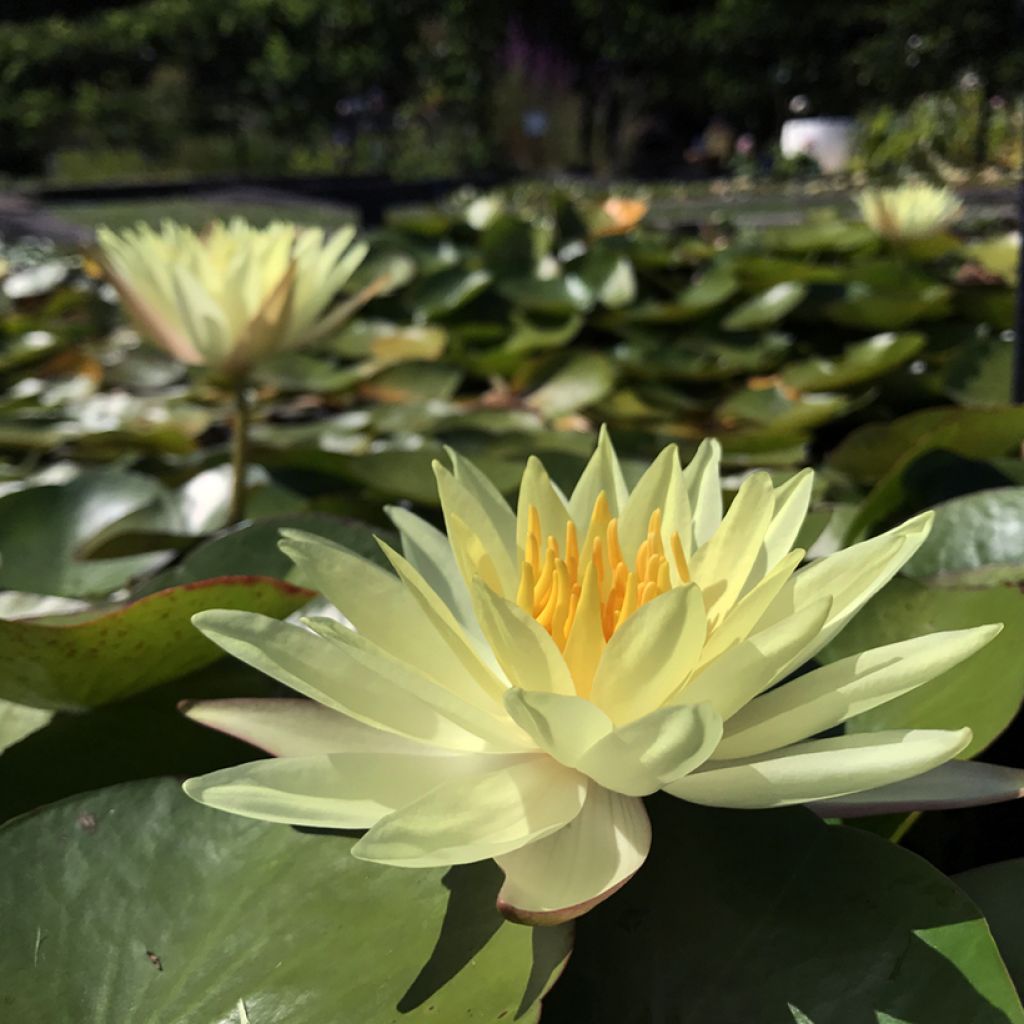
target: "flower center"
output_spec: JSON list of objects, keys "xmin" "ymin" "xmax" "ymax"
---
[{"xmin": 516, "ymin": 493, "xmax": 689, "ymax": 650}]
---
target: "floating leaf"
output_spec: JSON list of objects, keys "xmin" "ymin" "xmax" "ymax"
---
[
  {"xmin": 0, "ymin": 575, "xmax": 311, "ymax": 710},
  {"xmin": 781, "ymin": 332, "xmax": 926, "ymax": 392},
  {"xmin": 498, "ymin": 275, "xmax": 594, "ymax": 317},
  {"xmin": 0, "ymin": 471, "xmax": 168, "ymax": 598},
  {"xmin": 543, "ymin": 794, "xmax": 1023, "ymax": 1023},
  {"xmin": 0, "ymin": 779, "xmax": 570, "ymax": 1023},
  {"xmin": 957, "ymin": 860, "xmax": 1024, "ymax": 995},
  {"xmin": 903, "ymin": 488, "xmax": 1024, "ymax": 586},
  {"xmin": 721, "ymin": 282, "xmax": 808, "ymax": 332},
  {"xmin": 821, "ymin": 578, "xmax": 1024, "ymax": 758},
  {"xmin": 570, "ymin": 250, "xmax": 637, "ymax": 309},
  {"xmin": 824, "ymin": 282, "xmax": 952, "ymax": 331},
  {"xmin": 410, "ymin": 268, "xmax": 492, "ymax": 319},
  {"xmin": 615, "ymin": 331, "xmax": 792, "ymax": 382},
  {"xmin": 0, "ymin": 699, "xmax": 52, "ymax": 753},
  {"xmin": 526, "ymin": 353, "xmax": 618, "ymax": 419},
  {"xmin": 829, "ymin": 407, "xmax": 1024, "ymax": 486}
]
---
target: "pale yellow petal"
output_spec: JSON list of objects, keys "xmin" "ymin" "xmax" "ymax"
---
[
  {"xmin": 673, "ymin": 597, "xmax": 833, "ymax": 718},
  {"xmin": 577, "ymin": 702, "xmax": 723, "ymax": 796},
  {"xmin": 664, "ymin": 728, "xmax": 972, "ymax": 808},
  {"xmin": 352, "ymin": 757, "xmax": 586, "ymax": 866},
  {"xmin": 714, "ymin": 624, "xmax": 1002, "ymax": 760},
  {"xmin": 503, "ymin": 689, "xmax": 614, "ymax": 766},
  {"xmin": 516, "ymin": 455, "xmax": 571, "ymax": 558},
  {"xmin": 589, "ymin": 584, "xmax": 706, "ymax": 723},
  {"xmin": 496, "ymin": 783, "xmax": 650, "ymax": 923},
  {"xmin": 569, "ymin": 424, "xmax": 629, "ymax": 523},
  {"xmin": 680, "ymin": 438, "xmax": 722, "ymax": 548},
  {"xmin": 184, "ymin": 750, "xmax": 501, "ymax": 828},
  {"xmin": 472, "ymin": 581, "xmax": 576, "ymax": 696},
  {"xmin": 690, "ymin": 471, "xmax": 775, "ymax": 622},
  {"xmin": 380, "ymin": 540, "xmax": 510, "ymax": 704}
]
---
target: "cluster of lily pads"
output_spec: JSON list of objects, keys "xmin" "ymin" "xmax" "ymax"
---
[{"xmin": 2, "ymin": 187, "xmax": 1024, "ymax": 1023}]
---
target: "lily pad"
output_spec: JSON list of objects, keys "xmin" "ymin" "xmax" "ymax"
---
[
  {"xmin": 0, "ymin": 779, "xmax": 570, "ymax": 1023},
  {"xmin": 498, "ymin": 275, "xmax": 595, "ymax": 317},
  {"xmin": 957, "ymin": 860, "xmax": 1024, "ymax": 995},
  {"xmin": 615, "ymin": 331, "xmax": 792, "ymax": 382},
  {"xmin": 0, "ymin": 470, "xmax": 168, "ymax": 598},
  {"xmin": 543, "ymin": 794, "xmax": 1023, "ymax": 1023},
  {"xmin": 0, "ymin": 699, "xmax": 52, "ymax": 753},
  {"xmin": 781, "ymin": 332, "xmax": 926, "ymax": 392},
  {"xmin": 721, "ymin": 282, "xmax": 808, "ymax": 332},
  {"xmin": 0, "ymin": 575, "xmax": 311, "ymax": 710},
  {"xmin": 829, "ymin": 407, "xmax": 1024, "ymax": 486},
  {"xmin": 820, "ymin": 577, "xmax": 1024, "ymax": 758},
  {"xmin": 526, "ymin": 353, "xmax": 618, "ymax": 419},
  {"xmin": 903, "ymin": 488, "xmax": 1024, "ymax": 586}
]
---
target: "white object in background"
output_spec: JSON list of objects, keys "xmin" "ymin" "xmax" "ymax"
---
[{"xmin": 780, "ymin": 117, "xmax": 856, "ymax": 174}]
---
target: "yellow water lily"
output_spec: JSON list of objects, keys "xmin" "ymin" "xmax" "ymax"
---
[
  {"xmin": 183, "ymin": 431, "xmax": 1021, "ymax": 924},
  {"xmin": 96, "ymin": 219, "xmax": 368, "ymax": 379},
  {"xmin": 856, "ymin": 182, "xmax": 963, "ymax": 241}
]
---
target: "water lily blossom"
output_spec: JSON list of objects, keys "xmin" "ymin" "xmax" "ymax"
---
[
  {"xmin": 96, "ymin": 219, "xmax": 369, "ymax": 379},
  {"xmin": 856, "ymin": 182, "xmax": 963, "ymax": 241},
  {"xmin": 183, "ymin": 431, "xmax": 1022, "ymax": 924}
]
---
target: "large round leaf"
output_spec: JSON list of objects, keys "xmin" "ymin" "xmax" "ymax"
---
[
  {"xmin": 781, "ymin": 331, "xmax": 926, "ymax": 392},
  {"xmin": 0, "ymin": 470, "xmax": 167, "ymax": 597},
  {"xmin": 0, "ymin": 576, "xmax": 311, "ymax": 710},
  {"xmin": 903, "ymin": 488, "xmax": 1024, "ymax": 586},
  {"xmin": 957, "ymin": 860, "xmax": 1024, "ymax": 996},
  {"xmin": 0, "ymin": 779, "xmax": 569, "ymax": 1023},
  {"xmin": 720, "ymin": 281, "xmax": 808, "ymax": 332},
  {"xmin": 542, "ymin": 794, "xmax": 1023, "ymax": 1023},
  {"xmin": 820, "ymin": 577, "xmax": 1024, "ymax": 758},
  {"xmin": 829, "ymin": 407, "xmax": 1024, "ymax": 486}
]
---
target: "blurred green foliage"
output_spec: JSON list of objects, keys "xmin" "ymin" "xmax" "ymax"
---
[{"xmin": 2, "ymin": 0, "xmax": 1023, "ymax": 181}]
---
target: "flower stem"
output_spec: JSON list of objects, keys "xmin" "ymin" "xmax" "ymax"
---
[{"xmin": 228, "ymin": 380, "xmax": 250, "ymax": 525}]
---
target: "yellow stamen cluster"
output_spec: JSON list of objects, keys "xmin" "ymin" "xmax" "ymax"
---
[{"xmin": 517, "ymin": 494, "xmax": 689, "ymax": 650}]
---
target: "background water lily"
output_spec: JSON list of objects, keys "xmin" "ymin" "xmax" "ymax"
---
[
  {"xmin": 181, "ymin": 430, "xmax": 1023, "ymax": 924},
  {"xmin": 97, "ymin": 218, "xmax": 370, "ymax": 522},
  {"xmin": 856, "ymin": 182, "xmax": 963, "ymax": 241}
]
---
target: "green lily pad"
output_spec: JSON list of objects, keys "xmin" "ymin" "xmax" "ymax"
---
[
  {"xmin": 134, "ymin": 514, "xmax": 390, "ymax": 596},
  {"xmin": 0, "ymin": 329, "xmax": 67, "ymax": 373},
  {"xmin": 716, "ymin": 385, "xmax": 854, "ymax": 431},
  {"xmin": 957, "ymin": 860, "xmax": 1024, "ymax": 995},
  {"xmin": 829, "ymin": 407, "xmax": 1024, "ymax": 486},
  {"xmin": 781, "ymin": 331, "xmax": 926, "ymax": 392},
  {"xmin": 615, "ymin": 331, "xmax": 792, "ymax": 382},
  {"xmin": 409, "ymin": 268, "xmax": 492, "ymax": 319},
  {"xmin": 543, "ymin": 794, "xmax": 1023, "ymax": 1023},
  {"xmin": 956, "ymin": 288, "xmax": 1016, "ymax": 331},
  {"xmin": 0, "ymin": 779, "xmax": 569, "ymax": 1023},
  {"xmin": 748, "ymin": 219, "xmax": 876, "ymax": 254},
  {"xmin": 0, "ymin": 470, "xmax": 169, "ymax": 598},
  {"xmin": 824, "ymin": 282, "xmax": 952, "ymax": 331},
  {"xmin": 820, "ymin": 577, "xmax": 1024, "ymax": 758},
  {"xmin": 384, "ymin": 204, "xmax": 456, "ymax": 237},
  {"xmin": 0, "ymin": 575, "xmax": 312, "ymax": 711},
  {"xmin": 615, "ymin": 267, "xmax": 739, "ymax": 325},
  {"xmin": 721, "ymin": 282, "xmax": 808, "ymax": 332},
  {"xmin": 0, "ymin": 698, "xmax": 52, "ymax": 753},
  {"xmin": 944, "ymin": 333, "xmax": 1016, "ymax": 407},
  {"xmin": 966, "ymin": 233, "xmax": 1020, "ymax": 286},
  {"xmin": 526, "ymin": 353, "xmax": 618, "ymax": 419},
  {"xmin": 732, "ymin": 255, "xmax": 851, "ymax": 289},
  {"xmin": 498, "ymin": 275, "xmax": 595, "ymax": 317},
  {"xmin": 903, "ymin": 488, "xmax": 1024, "ymax": 586},
  {"xmin": 479, "ymin": 213, "xmax": 538, "ymax": 278},
  {"xmin": 570, "ymin": 250, "xmax": 638, "ymax": 309}
]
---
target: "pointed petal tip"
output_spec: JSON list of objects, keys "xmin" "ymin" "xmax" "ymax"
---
[{"xmin": 497, "ymin": 873, "xmax": 634, "ymax": 927}]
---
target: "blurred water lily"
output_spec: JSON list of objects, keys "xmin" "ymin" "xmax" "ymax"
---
[
  {"xmin": 96, "ymin": 219, "xmax": 369, "ymax": 379},
  {"xmin": 856, "ymin": 182, "xmax": 963, "ymax": 241},
  {"xmin": 183, "ymin": 430, "xmax": 1020, "ymax": 924}
]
